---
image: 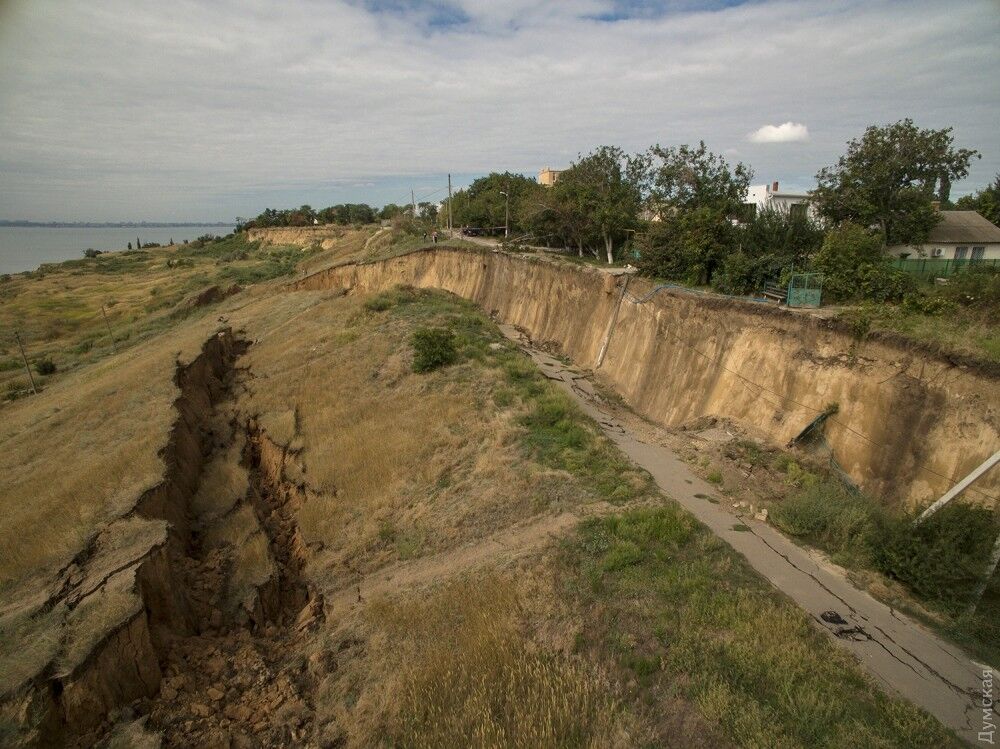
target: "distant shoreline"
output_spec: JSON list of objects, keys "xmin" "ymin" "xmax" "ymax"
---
[{"xmin": 0, "ymin": 221, "xmax": 232, "ymax": 229}]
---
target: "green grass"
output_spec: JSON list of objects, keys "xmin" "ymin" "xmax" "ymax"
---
[
  {"xmin": 770, "ymin": 477, "xmax": 1000, "ymax": 667},
  {"xmin": 368, "ymin": 285, "xmax": 653, "ymax": 504},
  {"xmin": 837, "ymin": 269, "xmax": 1000, "ymax": 366},
  {"xmin": 565, "ymin": 506, "xmax": 958, "ymax": 748}
]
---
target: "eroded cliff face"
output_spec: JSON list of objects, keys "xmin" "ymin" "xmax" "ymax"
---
[
  {"xmin": 245, "ymin": 225, "xmax": 347, "ymax": 249},
  {"xmin": 295, "ymin": 247, "xmax": 999, "ymax": 507}
]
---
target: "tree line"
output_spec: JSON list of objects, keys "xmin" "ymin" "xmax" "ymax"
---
[
  {"xmin": 238, "ymin": 119, "xmax": 991, "ymax": 303},
  {"xmin": 445, "ymin": 119, "xmax": 987, "ymax": 302}
]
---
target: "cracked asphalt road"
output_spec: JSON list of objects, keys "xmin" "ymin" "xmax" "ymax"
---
[{"xmin": 501, "ymin": 324, "xmax": 996, "ymax": 745}]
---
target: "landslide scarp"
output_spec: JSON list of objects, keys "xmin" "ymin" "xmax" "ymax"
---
[{"xmin": 0, "ymin": 328, "xmax": 299, "ymax": 746}]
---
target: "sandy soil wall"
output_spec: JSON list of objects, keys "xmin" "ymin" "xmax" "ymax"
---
[
  {"xmin": 245, "ymin": 225, "xmax": 347, "ymax": 248},
  {"xmin": 295, "ymin": 248, "xmax": 999, "ymax": 508}
]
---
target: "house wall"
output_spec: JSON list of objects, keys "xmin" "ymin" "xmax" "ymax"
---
[
  {"xmin": 744, "ymin": 184, "xmax": 817, "ymax": 219},
  {"xmin": 887, "ymin": 243, "xmax": 1000, "ymax": 260}
]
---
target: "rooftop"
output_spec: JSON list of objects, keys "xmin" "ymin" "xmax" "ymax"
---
[{"xmin": 927, "ymin": 211, "xmax": 1000, "ymax": 244}]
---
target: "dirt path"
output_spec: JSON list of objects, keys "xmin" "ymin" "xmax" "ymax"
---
[
  {"xmin": 500, "ymin": 324, "xmax": 995, "ymax": 746},
  {"xmin": 323, "ymin": 511, "xmax": 580, "ymax": 618}
]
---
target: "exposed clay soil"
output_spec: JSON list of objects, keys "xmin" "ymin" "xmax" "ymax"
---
[
  {"xmin": 39, "ymin": 332, "xmax": 331, "ymax": 748},
  {"xmin": 135, "ymin": 425, "xmax": 326, "ymax": 748}
]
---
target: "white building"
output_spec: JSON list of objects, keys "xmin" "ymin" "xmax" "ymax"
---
[
  {"xmin": 887, "ymin": 210, "xmax": 1000, "ymax": 260},
  {"xmin": 744, "ymin": 181, "xmax": 815, "ymax": 220}
]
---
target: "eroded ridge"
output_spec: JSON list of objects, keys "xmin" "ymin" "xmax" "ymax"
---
[
  {"xmin": 139, "ymin": 397, "xmax": 326, "ymax": 746},
  {"xmin": 2, "ymin": 328, "xmax": 327, "ymax": 747}
]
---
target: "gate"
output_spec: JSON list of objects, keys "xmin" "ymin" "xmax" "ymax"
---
[{"xmin": 786, "ymin": 272, "xmax": 823, "ymax": 308}]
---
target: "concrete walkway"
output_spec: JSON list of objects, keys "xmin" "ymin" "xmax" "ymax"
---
[{"xmin": 501, "ymin": 324, "xmax": 996, "ymax": 746}]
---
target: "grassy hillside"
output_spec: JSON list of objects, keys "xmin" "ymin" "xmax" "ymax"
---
[
  {"xmin": 0, "ymin": 232, "xmax": 359, "ymax": 400},
  {"xmin": 0, "ymin": 243, "xmax": 957, "ymax": 746}
]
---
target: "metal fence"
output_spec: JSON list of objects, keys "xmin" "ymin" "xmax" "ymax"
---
[
  {"xmin": 787, "ymin": 272, "xmax": 823, "ymax": 308},
  {"xmin": 890, "ymin": 258, "xmax": 1000, "ymax": 279}
]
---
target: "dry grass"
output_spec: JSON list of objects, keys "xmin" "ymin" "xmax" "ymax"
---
[
  {"xmin": 0, "ymin": 317, "xmax": 215, "ymax": 589},
  {"xmin": 235, "ymin": 288, "xmax": 606, "ymax": 585},
  {"xmin": 0, "ymin": 232, "xmax": 355, "ymax": 399},
  {"xmin": 350, "ymin": 574, "xmax": 625, "ymax": 748}
]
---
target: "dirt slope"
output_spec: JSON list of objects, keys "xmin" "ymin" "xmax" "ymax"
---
[{"xmin": 295, "ymin": 246, "xmax": 1000, "ymax": 508}]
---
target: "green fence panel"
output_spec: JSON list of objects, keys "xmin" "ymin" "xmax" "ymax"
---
[
  {"xmin": 891, "ymin": 258, "xmax": 1000, "ymax": 279},
  {"xmin": 787, "ymin": 272, "xmax": 823, "ymax": 308}
]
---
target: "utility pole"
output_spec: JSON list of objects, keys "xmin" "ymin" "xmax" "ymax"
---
[
  {"xmin": 447, "ymin": 174, "xmax": 453, "ymax": 234},
  {"xmin": 101, "ymin": 305, "xmax": 117, "ymax": 353},
  {"xmin": 411, "ymin": 189, "xmax": 416, "ymax": 219},
  {"xmin": 14, "ymin": 332, "xmax": 37, "ymax": 395},
  {"xmin": 500, "ymin": 190, "xmax": 510, "ymax": 238}
]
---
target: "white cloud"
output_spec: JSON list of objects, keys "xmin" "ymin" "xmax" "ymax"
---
[
  {"xmin": 747, "ymin": 122, "xmax": 810, "ymax": 144},
  {"xmin": 0, "ymin": 0, "xmax": 997, "ymax": 220}
]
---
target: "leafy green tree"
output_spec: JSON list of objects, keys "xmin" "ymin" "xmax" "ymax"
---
[
  {"xmin": 811, "ymin": 222, "xmax": 913, "ymax": 302},
  {"xmin": 635, "ymin": 207, "xmax": 738, "ymax": 285},
  {"xmin": 645, "ymin": 141, "xmax": 752, "ymax": 216},
  {"xmin": 515, "ymin": 182, "xmax": 572, "ymax": 247},
  {"xmin": 955, "ymin": 173, "xmax": 1000, "ymax": 227},
  {"xmin": 813, "ymin": 119, "xmax": 980, "ymax": 245},
  {"xmin": 713, "ymin": 207, "xmax": 825, "ymax": 295},
  {"xmin": 417, "ymin": 201, "xmax": 439, "ymax": 222},
  {"xmin": 380, "ymin": 203, "xmax": 406, "ymax": 220},
  {"xmin": 557, "ymin": 146, "xmax": 645, "ymax": 263},
  {"xmin": 450, "ymin": 172, "xmax": 537, "ymax": 232}
]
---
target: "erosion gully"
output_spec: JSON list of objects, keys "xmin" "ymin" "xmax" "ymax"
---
[{"xmin": 59, "ymin": 330, "xmax": 328, "ymax": 747}]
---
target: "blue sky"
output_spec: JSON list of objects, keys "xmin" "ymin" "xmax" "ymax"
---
[{"xmin": 0, "ymin": 0, "xmax": 997, "ymax": 222}]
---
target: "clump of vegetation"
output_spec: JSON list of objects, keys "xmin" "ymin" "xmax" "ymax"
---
[
  {"xmin": 410, "ymin": 326, "xmax": 457, "ymax": 372},
  {"xmin": 770, "ymin": 476, "xmax": 1000, "ymax": 662},
  {"xmin": 516, "ymin": 389, "xmax": 648, "ymax": 503},
  {"xmin": 812, "ymin": 223, "xmax": 914, "ymax": 302},
  {"xmin": 34, "ymin": 358, "xmax": 56, "ymax": 376},
  {"xmin": 363, "ymin": 293, "xmax": 396, "ymax": 312}
]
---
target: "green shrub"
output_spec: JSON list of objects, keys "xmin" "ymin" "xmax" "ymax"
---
[
  {"xmin": 770, "ymin": 483, "xmax": 878, "ymax": 565},
  {"xmin": 410, "ymin": 327, "xmax": 457, "ymax": 372},
  {"xmin": 773, "ymin": 480, "xmax": 1000, "ymax": 612},
  {"xmin": 34, "ymin": 358, "xmax": 56, "ymax": 376},
  {"xmin": 812, "ymin": 223, "xmax": 914, "ymax": 302},
  {"xmin": 902, "ymin": 293, "xmax": 958, "ymax": 316},
  {"xmin": 940, "ymin": 265, "xmax": 1000, "ymax": 315},
  {"xmin": 872, "ymin": 504, "xmax": 999, "ymax": 611}
]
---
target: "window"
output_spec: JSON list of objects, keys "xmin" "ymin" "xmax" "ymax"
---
[
  {"xmin": 972, "ymin": 246, "xmax": 985, "ymax": 261},
  {"xmin": 954, "ymin": 246, "xmax": 968, "ymax": 260},
  {"xmin": 789, "ymin": 203, "xmax": 807, "ymax": 220}
]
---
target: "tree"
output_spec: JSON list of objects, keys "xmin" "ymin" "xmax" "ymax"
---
[
  {"xmin": 635, "ymin": 207, "xmax": 738, "ymax": 285},
  {"xmin": 811, "ymin": 222, "xmax": 913, "ymax": 302},
  {"xmin": 450, "ymin": 172, "xmax": 537, "ymax": 233},
  {"xmin": 380, "ymin": 203, "xmax": 406, "ymax": 220},
  {"xmin": 645, "ymin": 141, "xmax": 752, "ymax": 216},
  {"xmin": 813, "ymin": 119, "xmax": 980, "ymax": 246},
  {"xmin": 516, "ymin": 180, "xmax": 589, "ymax": 251},
  {"xmin": 557, "ymin": 146, "xmax": 644, "ymax": 263},
  {"xmin": 417, "ymin": 201, "xmax": 438, "ymax": 222},
  {"xmin": 713, "ymin": 207, "xmax": 824, "ymax": 295},
  {"xmin": 955, "ymin": 173, "xmax": 1000, "ymax": 227}
]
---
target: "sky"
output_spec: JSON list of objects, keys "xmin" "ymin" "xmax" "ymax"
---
[{"xmin": 0, "ymin": 0, "xmax": 998, "ymax": 222}]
